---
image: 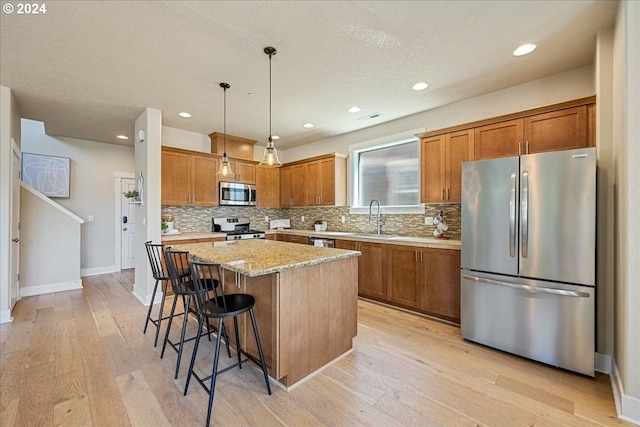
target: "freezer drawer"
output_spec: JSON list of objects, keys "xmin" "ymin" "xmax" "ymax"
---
[{"xmin": 460, "ymin": 272, "xmax": 594, "ymax": 376}]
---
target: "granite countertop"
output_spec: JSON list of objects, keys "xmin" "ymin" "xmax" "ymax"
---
[
  {"xmin": 274, "ymin": 229, "xmax": 461, "ymax": 250},
  {"xmin": 161, "ymin": 231, "xmax": 227, "ymax": 242},
  {"xmin": 170, "ymin": 239, "xmax": 360, "ymax": 277}
]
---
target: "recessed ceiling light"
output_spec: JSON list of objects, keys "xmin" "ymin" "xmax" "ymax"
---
[
  {"xmin": 412, "ymin": 82, "xmax": 429, "ymax": 91},
  {"xmin": 303, "ymin": 123, "xmax": 315, "ymax": 128},
  {"xmin": 513, "ymin": 43, "xmax": 537, "ymax": 56},
  {"xmin": 178, "ymin": 112, "xmax": 192, "ymax": 118},
  {"xmin": 271, "ymin": 135, "xmax": 280, "ymax": 140},
  {"xmin": 116, "ymin": 135, "xmax": 128, "ymax": 140},
  {"xmin": 348, "ymin": 106, "xmax": 361, "ymax": 113}
]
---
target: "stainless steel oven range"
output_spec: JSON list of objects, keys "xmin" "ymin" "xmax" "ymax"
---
[{"xmin": 212, "ymin": 217, "xmax": 266, "ymax": 240}]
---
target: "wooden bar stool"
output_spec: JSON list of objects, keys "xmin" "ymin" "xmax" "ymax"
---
[{"xmin": 185, "ymin": 259, "xmax": 271, "ymax": 427}]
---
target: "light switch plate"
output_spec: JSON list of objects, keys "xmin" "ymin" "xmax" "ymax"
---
[{"xmin": 424, "ymin": 217, "xmax": 434, "ymax": 226}]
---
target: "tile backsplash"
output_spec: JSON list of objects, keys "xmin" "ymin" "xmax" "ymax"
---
[{"xmin": 162, "ymin": 204, "xmax": 461, "ymax": 240}]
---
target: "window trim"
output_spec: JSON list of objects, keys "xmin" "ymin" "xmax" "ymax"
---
[{"xmin": 348, "ymin": 131, "xmax": 424, "ymax": 215}]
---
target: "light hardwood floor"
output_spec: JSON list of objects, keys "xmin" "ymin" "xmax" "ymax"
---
[{"xmin": 0, "ymin": 271, "xmax": 629, "ymax": 426}]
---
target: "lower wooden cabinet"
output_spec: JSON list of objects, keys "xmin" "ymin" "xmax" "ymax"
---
[
  {"xmin": 336, "ymin": 240, "xmax": 387, "ymax": 301},
  {"xmin": 342, "ymin": 240, "xmax": 460, "ymax": 323},
  {"xmin": 276, "ymin": 234, "xmax": 309, "ymax": 244},
  {"xmin": 386, "ymin": 245, "xmax": 422, "ymax": 309},
  {"xmin": 422, "ymin": 248, "xmax": 461, "ymax": 322}
]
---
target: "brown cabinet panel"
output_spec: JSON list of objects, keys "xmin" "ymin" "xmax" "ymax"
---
[
  {"xmin": 318, "ymin": 158, "xmax": 336, "ymax": 206},
  {"xmin": 474, "ymin": 119, "xmax": 523, "ymax": 160},
  {"xmin": 256, "ymin": 166, "xmax": 280, "ymax": 208},
  {"xmin": 335, "ymin": 240, "xmax": 386, "ymax": 300},
  {"xmin": 280, "ymin": 165, "xmax": 293, "ymax": 207},
  {"xmin": 291, "ymin": 164, "xmax": 306, "ymax": 206},
  {"xmin": 445, "ymin": 130, "xmax": 473, "ymax": 203},
  {"xmin": 230, "ymin": 160, "xmax": 256, "ymax": 184},
  {"xmin": 421, "ymin": 135, "xmax": 445, "ymax": 203},
  {"xmin": 523, "ymin": 106, "xmax": 588, "ymax": 153},
  {"xmin": 191, "ymin": 155, "xmax": 218, "ymax": 206},
  {"xmin": 305, "ymin": 161, "xmax": 319, "ymax": 206},
  {"xmin": 277, "ymin": 234, "xmax": 309, "ymax": 244},
  {"xmin": 386, "ymin": 245, "xmax": 421, "ymax": 309},
  {"xmin": 422, "ymin": 249, "xmax": 461, "ymax": 322},
  {"xmin": 161, "ymin": 150, "xmax": 191, "ymax": 205}
]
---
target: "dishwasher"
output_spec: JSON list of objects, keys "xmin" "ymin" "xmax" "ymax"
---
[{"xmin": 308, "ymin": 237, "xmax": 335, "ymax": 248}]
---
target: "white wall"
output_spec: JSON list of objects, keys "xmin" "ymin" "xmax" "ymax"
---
[
  {"xmin": 0, "ymin": 86, "xmax": 21, "ymax": 323},
  {"xmin": 285, "ymin": 65, "xmax": 595, "ymax": 162},
  {"xmin": 19, "ymin": 184, "xmax": 83, "ymax": 295},
  {"xmin": 132, "ymin": 108, "xmax": 163, "ymax": 305},
  {"xmin": 21, "ymin": 119, "xmax": 135, "ymax": 275},
  {"xmin": 613, "ymin": 0, "xmax": 640, "ymax": 420},
  {"xmin": 162, "ymin": 126, "xmax": 211, "ymax": 152}
]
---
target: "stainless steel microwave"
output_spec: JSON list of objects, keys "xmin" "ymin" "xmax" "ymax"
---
[{"xmin": 219, "ymin": 182, "xmax": 257, "ymax": 206}]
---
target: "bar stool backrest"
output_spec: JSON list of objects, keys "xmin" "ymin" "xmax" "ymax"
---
[
  {"xmin": 189, "ymin": 260, "xmax": 225, "ymax": 313},
  {"xmin": 145, "ymin": 241, "xmax": 168, "ymax": 280},
  {"xmin": 164, "ymin": 248, "xmax": 193, "ymax": 296}
]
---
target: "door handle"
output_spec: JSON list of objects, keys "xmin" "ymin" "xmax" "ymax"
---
[
  {"xmin": 12, "ymin": 238, "xmax": 19, "ymax": 242},
  {"xmin": 122, "ymin": 227, "xmax": 127, "ymax": 231},
  {"xmin": 123, "ymin": 216, "xmax": 128, "ymax": 224},
  {"xmin": 462, "ymin": 275, "xmax": 590, "ymax": 298},
  {"xmin": 521, "ymin": 170, "xmax": 529, "ymax": 258},
  {"xmin": 509, "ymin": 172, "xmax": 517, "ymax": 257}
]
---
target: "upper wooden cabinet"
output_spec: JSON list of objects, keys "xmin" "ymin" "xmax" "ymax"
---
[
  {"xmin": 523, "ymin": 105, "xmax": 588, "ymax": 154},
  {"xmin": 281, "ymin": 154, "xmax": 346, "ymax": 207},
  {"xmin": 162, "ymin": 147, "xmax": 219, "ymax": 206},
  {"xmin": 474, "ymin": 119, "xmax": 523, "ymax": 160},
  {"xmin": 418, "ymin": 97, "xmax": 596, "ymax": 162},
  {"xmin": 421, "ymin": 130, "xmax": 473, "ymax": 203},
  {"xmin": 255, "ymin": 165, "xmax": 280, "ymax": 208},
  {"xmin": 227, "ymin": 159, "xmax": 256, "ymax": 184}
]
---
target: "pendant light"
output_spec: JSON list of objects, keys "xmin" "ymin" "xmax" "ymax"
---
[
  {"xmin": 260, "ymin": 46, "xmax": 282, "ymax": 166},
  {"xmin": 216, "ymin": 82, "xmax": 234, "ymax": 177}
]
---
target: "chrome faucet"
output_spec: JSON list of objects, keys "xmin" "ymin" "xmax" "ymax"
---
[{"xmin": 369, "ymin": 199, "xmax": 382, "ymax": 235}]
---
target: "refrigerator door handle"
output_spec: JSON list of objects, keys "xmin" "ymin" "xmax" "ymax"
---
[
  {"xmin": 462, "ymin": 275, "xmax": 590, "ymax": 298},
  {"xmin": 521, "ymin": 170, "xmax": 529, "ymax": 258},
  {"xmin": 509, "ymin": 172, "xmax": 517, "ymax": 257}
]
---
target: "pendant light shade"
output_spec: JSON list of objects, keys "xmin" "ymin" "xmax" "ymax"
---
[
  {"xmin": 260, "ymin": 46, "xmax": 282, "ymax": 166},
  {"xmin": 216, "ymin": 82, "xmax": 235, "ymax": 177}
]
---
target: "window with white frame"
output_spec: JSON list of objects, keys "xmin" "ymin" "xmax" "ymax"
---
[{"xmin": 351, "ymin": 137, "xmax": 420, "ymax": 210}]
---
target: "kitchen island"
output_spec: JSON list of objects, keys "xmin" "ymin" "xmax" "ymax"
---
[{"xmin": 170, "ymin": 239, "xmax": 360, "ymax": 389}]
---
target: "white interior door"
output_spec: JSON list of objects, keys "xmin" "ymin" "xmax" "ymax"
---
[
  {"xmin": 121, "ymin": 178, "xmax": 136, "ymax": 269},
  {"xmin": 10, "ymin": 146, "xmax": 21, "ymax": 311}
]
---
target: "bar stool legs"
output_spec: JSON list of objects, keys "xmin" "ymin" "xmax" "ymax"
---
[
  {"xmin": 184, "ymin": 308, "xmax": 272, "ymax": 427},
  {"xmin": 143, "ymin": 277, "xmax": 170, "ymax": 347}
]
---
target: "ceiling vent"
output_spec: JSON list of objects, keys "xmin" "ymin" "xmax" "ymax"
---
[{"xmin": 358, "ymin": 113, "xmax": 382, "ymax": 121}]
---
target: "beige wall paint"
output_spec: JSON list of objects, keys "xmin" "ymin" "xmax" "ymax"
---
[
  {"xmin": 614, "ymin": 0, "xmax": 640, "ymax": 409},
  {"xmin": 162, "ymin": 126, "xmax": 210, "ymax": 153},
  {"xmin": 19, "ymin": 186, "xmax": 81, "ymax": 288},
  {"xmin": 284, "ymin": 66, "xmax": 595, "ymax": 162},
  {"xmin": 595, "ymin": 28, "xmax": 616, "ymax": 359},
  {"xmin": 0, "ymin": 86, "xmax": 21, "ymax": 322},
  {"xmin": 21, "ymin": 119, "xmax": 135, "ymax": 273},
  {"xmin": 132, "ymin": 108, "xmax": 163, "ymax": 305}
]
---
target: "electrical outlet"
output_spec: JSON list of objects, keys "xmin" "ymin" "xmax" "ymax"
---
[
  {"xmin": 424, "ymin": 216, "xmax": 434, "ymax": 226},
  {"xmin": 341, "ymin": 215, "xmax": 346, "ymax": 223},
  {"xmin": 265, "ymin": 216, "xmax": 269, "ymax": 222},
  {"xmin": 88, "ymin": 215, "xmax": 94, "ymax": 222},
  {"xmin": 301, "ymin": 216, "xmax": 305, "ymax": 222}
]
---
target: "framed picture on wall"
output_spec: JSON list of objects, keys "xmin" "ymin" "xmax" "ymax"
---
[{"xmin": 21, "ymin": 152, "xmax": 71, "ymax": 198}]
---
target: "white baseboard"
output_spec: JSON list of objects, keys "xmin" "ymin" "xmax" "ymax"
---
[
  {"xmin": 611, "ymin": 358, "xmax": 640, "ymax": 425},
  {"xmin": 132, "ymin": 285, "xmax": 165, "ymax": 307},
  {"xmin": 595, "ymin": 352, "xmax": 612, "ymax": 373},
  {"xmin": 81, "ymin": 265, "xmax": 118, "ymax": 277},
  {"xmin": 0, "ymin": 309, "xmax": 12, "ymax": 324},
  {"xmin": 19, "ymin": 279, "xmax": 83, "ymax": 297}
]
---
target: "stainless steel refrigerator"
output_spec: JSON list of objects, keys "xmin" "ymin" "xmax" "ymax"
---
[{"xmin": 460, "ymin": 147, "xmax": 596, "ymax": 376}]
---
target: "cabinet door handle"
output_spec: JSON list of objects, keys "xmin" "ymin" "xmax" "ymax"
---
[
  {"xmin": 446, "ymin": 188, "xmax": 450, "ymax": 200},
  {"xmin": 518, "ymin": 142, "xmax": 522, "ymax": 155},
  {"xmin": 441, "ymin": 189, "xmax": 445, "ymax": 200}
]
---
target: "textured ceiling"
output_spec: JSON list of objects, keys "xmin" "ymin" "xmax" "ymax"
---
[{"xmin": 0, "ymin": 1, "xmax": 618, "ymax": 150}]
